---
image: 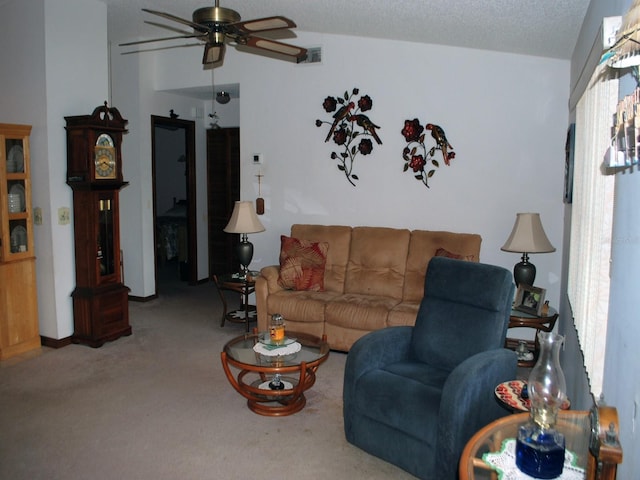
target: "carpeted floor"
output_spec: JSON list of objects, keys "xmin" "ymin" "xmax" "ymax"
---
[{"xmin": 0, "ymin": 272, "xmax": 415, "ymax": 480}]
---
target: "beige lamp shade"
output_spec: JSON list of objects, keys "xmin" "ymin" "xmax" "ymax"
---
[
  {"xmin": 224, "ymin": 201, "xmax": 265, "ymax": 234},
  {"xmin": 501, "ymin": 213, "xmax": 555, "ymax": 254}
]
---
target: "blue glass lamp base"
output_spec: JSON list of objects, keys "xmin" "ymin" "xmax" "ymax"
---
[{"xmin": 516, "ymin": 423, "xmax": 566, "ymax": 479}]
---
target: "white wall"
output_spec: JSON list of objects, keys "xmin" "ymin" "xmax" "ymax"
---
[
  {"xmin": 118, "ymin": 31, "xmax": 568, "ymax": 308},
  {"xmin": 0, "ymin": 0, "xmax": 108, "ymax": 339}
]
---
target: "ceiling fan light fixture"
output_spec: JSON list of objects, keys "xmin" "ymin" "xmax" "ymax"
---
[
  {"xmin": 216, "ymin": 91, "xmax": 231, "ymax": 104},
  {"xmin": 203, "ymin": 43, "xmax": 224, "ymax": 65}
]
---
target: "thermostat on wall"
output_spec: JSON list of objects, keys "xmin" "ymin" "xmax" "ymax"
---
[{"xmin": 252, "ymin": 153, "xmax": 264, "ymax": 165}]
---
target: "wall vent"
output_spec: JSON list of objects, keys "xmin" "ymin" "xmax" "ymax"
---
[{"xmin": 299, "ymin": 46, "xmax": 322, "ymax": 65}]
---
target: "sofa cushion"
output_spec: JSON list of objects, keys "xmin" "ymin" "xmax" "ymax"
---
[
  {"xmin": 278, "ymin": 235, "xmax": 329, "ymax": 291},
  {"xmin": 267, "ymin": 289, "xmax": 339, "ymax": 324},
  {"xmin": 325, "ymin": 293, "xmax": 400, "ymax": 331},
  {"xmin": 344, "ymin": 227, "xmax": 410, "ymax": 299},
  {"xmin": 388, "ymin": 302, "xmax": 421, "ymax": 327},
  {"xmin": 291, "ymin": 224, "xmax": 352, "ymax": 293},
  {"xmin": 435, "ymin": 247, "xmax": 476, "ymax": 261},
  {"xmin": 403, "ymin": 230, "xmax": 482, "ymax": 303}
]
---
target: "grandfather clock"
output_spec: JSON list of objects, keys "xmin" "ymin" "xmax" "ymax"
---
[{"xmin": 65, "ymin": 102, "xmax": 131, "ymax": 347}]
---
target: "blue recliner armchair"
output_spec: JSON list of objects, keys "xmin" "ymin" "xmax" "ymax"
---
[{"xmin": 343, "ymin": 256, "xmax": 517, "ymax": 480}]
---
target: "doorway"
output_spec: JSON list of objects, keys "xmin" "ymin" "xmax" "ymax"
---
[
  {"xmin": 207, "ymin": 127, "xmax": 240, "ymax": 276},
  {"xmin": 151, "ymin": 115, "xmax": 197, "ymax": 291}
]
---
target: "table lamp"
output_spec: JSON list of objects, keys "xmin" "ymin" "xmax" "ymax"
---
[
  {"xmin": 501, "ymin": 213, "xmax": 555, "ymax": 286},
  {"xmin": 224, "ymin": 201, "xmax": 265, "ymax": 278}
]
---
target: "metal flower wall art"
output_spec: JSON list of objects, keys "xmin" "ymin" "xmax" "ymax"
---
[
  {"xmin": 316, "ymin": 88, "xmax": 382, "ymax": 186},
  {"xmin": 401, "ymin": 119, "xmax": 455, "ymax": 188}
]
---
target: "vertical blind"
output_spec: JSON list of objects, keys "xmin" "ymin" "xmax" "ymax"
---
[{"xmin": 568, "ymin": 63, "xmax": 617, "ymax": 397}]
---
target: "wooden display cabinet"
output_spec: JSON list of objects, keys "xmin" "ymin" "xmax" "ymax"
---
[{"xmin": 0, "ymin": 123, "xmax": 41, "ymax": 360}]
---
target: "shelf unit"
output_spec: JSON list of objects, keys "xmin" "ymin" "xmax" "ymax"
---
[{"xmin": 0, "ymin": 123, "xmax": 40, "ymax": 360}]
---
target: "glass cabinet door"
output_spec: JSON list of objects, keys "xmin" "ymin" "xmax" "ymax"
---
[{"xmin": 1, "ymin": 125, "xmax": 33, "ymax": 262}]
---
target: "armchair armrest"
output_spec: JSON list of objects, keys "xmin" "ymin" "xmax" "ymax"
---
[
  {"xmin": 344, "ymin": 327, "xmax": 413, "ymax": 403},
  {"xmin": 436, "ymin": 348, "xmax": 517, "ymax": 479},
  {"xmin": 255, "ymin": 265, "xmax": 282, "ymax": 331}
]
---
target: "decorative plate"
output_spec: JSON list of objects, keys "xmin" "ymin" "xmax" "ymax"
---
[
  {"xmin": 495, "ymin": 380, "xmax": 570, "ymax": 412},
  {"xmin": 10, "ymin": 225, "xmax": 27, "ymax": 251},
  {"xmin": 7, "ymin": 145, "xmax": 24, "ymax": 173},
  {"xmin": 9, "ymin": 183, "xmax": 26, "ymax": 211}
]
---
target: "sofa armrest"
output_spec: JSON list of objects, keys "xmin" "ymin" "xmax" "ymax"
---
[
  {"xmin": 256, "ymin": 265, "xmax": 282, "ymax": 331},
  {"xmin": 436, "ymin": 348, "xmax": 517, "ymax": 480}
]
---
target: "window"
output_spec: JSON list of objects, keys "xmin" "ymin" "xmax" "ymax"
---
[{"xmin": 567, "ymin": 63, "xmax": 617, "ymax": 396}]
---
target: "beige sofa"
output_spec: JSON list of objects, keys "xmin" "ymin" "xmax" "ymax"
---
[{"xmin": 255, "ymin": 224, "xmax": 481, "ymax": 351}]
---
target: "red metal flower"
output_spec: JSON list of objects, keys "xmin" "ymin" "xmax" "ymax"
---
[{"xmin": 401, "ymin": 119, "xmax": 424, "ymax": 142}]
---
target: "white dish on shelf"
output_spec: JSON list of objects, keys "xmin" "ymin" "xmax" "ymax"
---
[
  {"xmin": 10, "ymin": 225, "xmax": 27, "ymax": 252},
  {"xmin": 8, "ymin": 183, "xmax": 25, "ymax": 211},
  {"xmin": 7, "ymin": 145, "xmax": 24, "ymax": 173},
  {"xmin": 8, "ymin": 193, "xmax": 21, "ymax": 213}
]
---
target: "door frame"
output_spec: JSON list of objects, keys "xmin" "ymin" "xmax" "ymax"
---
[{"xmin": 150, "ymin": 115, "xmax": 197, "ymax": 289}]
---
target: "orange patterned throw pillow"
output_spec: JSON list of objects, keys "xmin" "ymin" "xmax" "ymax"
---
[
  {"xmin": 278, "ymin": 236, "xmax": 329, "ymax": 291},
  {"xmin": 435, "ymin": 247, "xmax": 476, "ymax": 261}
]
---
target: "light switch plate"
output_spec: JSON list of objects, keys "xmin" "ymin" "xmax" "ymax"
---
[
  {"xmin": 34, "ymin": 207, "xmax": 42, "ymax": 225},
  {"xmin": 58, "ymin": 207, "xmax": 70, "ymax": 225}
]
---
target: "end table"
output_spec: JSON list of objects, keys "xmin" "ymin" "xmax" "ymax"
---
[
  {"xmin": 459, "ymin": 407, "xmax": 622, "ymax": 480},
  {"xmin": 213, "ymin": 273, "xmax": 257, "ymax": 332},
  {"xmin": 505, "ymin": 307, "xmax": 558, "ymax": 367}
]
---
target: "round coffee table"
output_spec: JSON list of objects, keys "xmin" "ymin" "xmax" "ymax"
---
[{"xmin": 220, "ymin": 331, "xmax": 330, "ymax": 416}]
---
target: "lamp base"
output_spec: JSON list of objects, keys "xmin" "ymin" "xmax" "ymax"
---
[
  {"xmin": 236, "ymin": 237, "xmax": 253, "ymax": 279},
  {"xmin": 514, "ymin": 253, "xmax": 536, "ymax": 286},
  {"xmin": 516, "ymin": 423, "xmax": 565, "ymax": 478}
]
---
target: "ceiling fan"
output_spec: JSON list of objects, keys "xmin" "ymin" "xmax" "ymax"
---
[{"xmin": 119, "ymin": 1, "xmax": 308, "ymax": 66}]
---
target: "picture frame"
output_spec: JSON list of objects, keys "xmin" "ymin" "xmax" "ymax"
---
[{"xmin": 514, "ymin": 284, "xmax": 546, "ymax": 316}]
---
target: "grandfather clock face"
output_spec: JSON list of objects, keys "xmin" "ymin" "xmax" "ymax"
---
[{"xmin": 94, "ymin": 133, "xmax": 117, "ymax": 179}]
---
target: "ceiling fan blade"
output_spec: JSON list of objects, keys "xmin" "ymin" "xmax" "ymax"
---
[
  {"xmin": 203, "ymin": 43, "xmax": 226, "ymax": 65},
  {"xmin": 232, "ymin": 16, "xmax": 297, "ymax": 34},
  {"xmin": 120, "ymin": 33, "xmax": 207, "ymax": 47},
  {"xmin": 120, "ymin": 34, "xmax": 207, "ymax": 47},
  {"xmin": 142, "ymin": 8, "xmax": 209, "ymax": 33},
  {"xmin": 144, "ymin": 20, "xmax": 195, "ymax": 36},
  {"xmin": 244, "ymin": 37, "xmax": 307, "ymax": 62}
]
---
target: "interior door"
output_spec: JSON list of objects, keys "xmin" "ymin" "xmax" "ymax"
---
[
  {"xmin": 207, "ymin": 127, "xmax": 240, "ymax": 276},
  {"xmin": 151, "ymin": 115, "xmax": 197, "ymax": 290}
]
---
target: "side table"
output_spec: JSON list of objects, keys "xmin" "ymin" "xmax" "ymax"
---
[
  {"xmin": 213, "ymin": 273, "xmax": 257, "ymax": 332},
  {"xmin": 459, "ymin": 406, "xmax": 623, "ymax": 480},
  {"xmin": 505, "ymin": 307, "xmax": 558, "ymax": 367}
]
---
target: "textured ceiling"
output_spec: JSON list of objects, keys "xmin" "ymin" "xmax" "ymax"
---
[{"xmin": 104, "ymin": 0, "xmax": 591, "ymax": 60}]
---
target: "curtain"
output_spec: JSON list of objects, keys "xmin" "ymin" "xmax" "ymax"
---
[{"xmin": 568, "ymin": 63, "xmax": 617, "ymax": 397}]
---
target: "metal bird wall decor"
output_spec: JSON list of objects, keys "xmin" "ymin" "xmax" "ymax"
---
[
  {"xmin": 316, "ymin": 88, "xmax": 381, "ymax": 186},
  {"xmin": 401, "ymin": 118, "xmax": 456, "ymax": 188}
]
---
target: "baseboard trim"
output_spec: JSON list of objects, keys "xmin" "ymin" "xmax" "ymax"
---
[
  {"xmin": 41, "ymin": 336, "xmax": 73, "ymax": 349},
  {"xmin": 128, "ymin": 294, "xmax": 157, "ymax": 302}
]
